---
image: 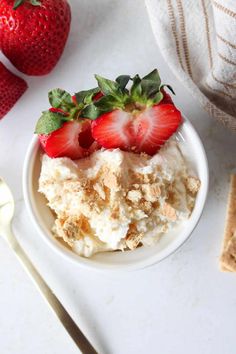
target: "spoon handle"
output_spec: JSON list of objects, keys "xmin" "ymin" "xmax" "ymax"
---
[{"xmin": 5, "ymin": 226, "xmax": 98, "ymax": 354}]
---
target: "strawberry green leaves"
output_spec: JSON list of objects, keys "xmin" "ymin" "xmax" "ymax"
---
[
  {"xmin": 30, "ymin": 0, "xmax": 41, "ymax": 6},
  {"xmin": 80, "ymin": 104, "xmax": 100, "ymax": 120},
  {"xmin": 35, "ymin": 111, "xmax": 67, "ymax": 134},
  {"xmin": 83, "ymin": 69, "xmax": 170, "ymax": 120},
  {"xmin": 76, "ymin": 87, "xmax": 106, "ymax": 119},
  {"xmin": 94, "ymin": 74, "xmax": 131, "ymax": 102},
  {"xmin": 35, "ymin": 69, "xmax": 176, "ymax": 135},
  {"xmin": 75, "ymin": 87, "xmax": 100, "ymax": 105},
  {"xmin": 80, "ymin": 95, "xmax": 123, "ymax": 120},
  {"xmin": 130, "ymin": 74, "xmax": 142, "ymax": 101},
  {"xmin": 96, "ymin": 69, "xmax": 166, "ymax": 107},
  {"xmin": 115, "ymin": 75, "xmax": 130, "ymax": 92},
  {"xmin": 140, "ymin": 69, "xmax": 161, "ymax": 98},
  {"xmin": 95, "ymin": 75, "xmax": 121, "ymax": 96},
  {"xmin": 35, "ymin": 87, "xmax": 101, "ymax": 134},
  {"xmin": 152, "ymin": 92, "xmax": 164, "ymax": 105},
  {"xmin": 13, "ymin": 0, "xmax": 24, "ymax": 9},
  {"xmin": 13, "ymin": 0, "xmax": 41, "ymax": 10},
  {"xmin": 130, "ymin": 69, "xmax": 163, "ymax": 105},
  {"xmin": 82, "ymin": 74, "xmax": 131, "ymax": 120},
  {"xmin": 48, "ymin": 89, "xmax": 74, "ymax": 111}
]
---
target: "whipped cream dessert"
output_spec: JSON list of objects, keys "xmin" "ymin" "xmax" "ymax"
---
[{"xmin": 39, "ymin": 140, "xmax": 200, "ymax": 257}]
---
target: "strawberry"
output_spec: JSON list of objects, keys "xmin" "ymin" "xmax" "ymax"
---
[
  {"xmin": 86, "ymin": 70, "xmax": 182, "ymax": 155},
  {"xmin": 160, "ymin": 89, "xmax": 173, "ymax": 105},
  {"xmin": 35, "ymin": 87, "xmax": 101, "ymax": 158},
  {"xmin": 78, "ymin": 120, "xmax": 96, "ymax": 149},
  {"xmin": 35, "ymin": 70, "xmax": 182, "ymax": 159},
  {"xmin": 0, "ymin": 61, "xmax": 27, "ymax": 119},
  {"xmin": 38, "ymin": 120, "xmax": 96, "ymax": 159},
  {"xmin": 49, "ymin": 107, "xmax": 69, "ymax": 116},
  {"xmin": 91, "ymin": 109, "xmax": 133, "ymax": 150},
  {"xmin": 71, "ymin": 91, "xmax": 104, "ymax": 105},
  {"xmin": 0, "ymin": 0, "xmax": 71, "ymax": 76},
  {"xmin": 91, "ymin": 104, "xmax": 181, "ymax": 155},
  {"xmin": 134, "ymin": 104, "xmax": 181, "ymax": 154}
]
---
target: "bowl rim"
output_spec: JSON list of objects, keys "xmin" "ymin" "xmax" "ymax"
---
[{"xmin": 23, "ymin": 116, "xmax": 209, "ymax": 272}]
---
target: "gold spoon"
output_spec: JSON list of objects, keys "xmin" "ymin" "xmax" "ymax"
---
[{"xmin": 0, "ymin": 177, "xmax": 98, "ymax": 354}]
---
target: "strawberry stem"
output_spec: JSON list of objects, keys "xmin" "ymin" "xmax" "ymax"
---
[{"xmin": 13, "ymin": 0, "xmax": 41, "ymax": 10}]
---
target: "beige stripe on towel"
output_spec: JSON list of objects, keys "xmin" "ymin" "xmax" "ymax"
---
[{"xmin": 145, "ymin": 0, "xmax": 236, "ymax": 131}]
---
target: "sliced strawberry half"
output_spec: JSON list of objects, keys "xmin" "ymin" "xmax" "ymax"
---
[
  {"xmin": 0, "ymin": 62, "xmax": 27, "ymax": 119},
  {"xmin": 35, "ymin": 69, "xmax": 181, "ymax": 159},
  {"xmin": 134, "ymin": 104, "xmax": 182, "ymax": 155},
  {"xmin": 91, "ymin": 104, "xmax": 182, "ymax": 155},
  {"xmin": 39, "ymin": 120, "xmax": 96, "ymax": 159},
  {"xmin": 91, "ymin": 109, "xmax": 133, "ymax": 150},
  {"xmin": 87, "ymin": 69, "xmax": 182, "ymax": 155}
]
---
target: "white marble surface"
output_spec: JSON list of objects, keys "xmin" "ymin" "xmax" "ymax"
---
[{"xmin": 0, "ymin": 1, "xmax": 236, "ymax": 353}]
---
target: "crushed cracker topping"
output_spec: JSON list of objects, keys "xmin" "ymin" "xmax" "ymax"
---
[
  {"xmin": 186, "ymin": 176, "xmax": 201, "ymax": 194},
  {"xmin": 39, "ymin": 142, "xmax": 200, "ymax": 257}
]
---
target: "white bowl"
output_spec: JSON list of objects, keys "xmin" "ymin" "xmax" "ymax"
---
[{"xmin": 23, "ymin": 117, "xmax": 209, "ymax": 271}]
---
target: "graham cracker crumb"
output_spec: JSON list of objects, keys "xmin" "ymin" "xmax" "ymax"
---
[
  {"xmin": 39, "ymin": 144, "xmax": 200, "ymax": 258},
  {"xmin": 111, "ymin": 205, "xmax": 120, "ymax": 219},
  {"xmin": 141, "ymin": 201, "xmax": 152, "ymax": 214},
  {"xmin": 99, "ymin": 166, "xmax": 120, "ymax": 190},
  {"xmin": 126, "ymin": 224, "xmax": 143, "ymax": 250},
  {"xmin": 129, "ymin": 171, "xmax": 146, "ymax": 184},
  {"xmin": 93, "ymin": 182, "xmax": 106, "ymax": 200},
  {"xmin": 55, "ymin": 215, "xmax": 92, "ymax": 243},
  {"xmin": 186, "ymin": 176, "xmax": 201, "ymax": 194},
  {"xmin": 127, "ymin": 190, "xmax": 142, "ymax": 203},
  {"xmin": 142, "ymin": 183, "xmax": 161, "ymax": 202},
  {"xmin": 160, "ymin": 202, "xmax": 177, "ymax": 221},
  {"xmin": 104, "ymin": 172, "xmax": 119, "ymax": 189}
]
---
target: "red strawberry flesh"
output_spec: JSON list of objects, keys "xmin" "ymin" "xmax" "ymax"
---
[
  {"xmin": 135, "ymin": 104, "xmax": 182, "ymax": 155},
  {"xmin": 93, "ymin": 91, "xmax": 104, "ymax": 101},
  {"xmin": 0, "ymin": 61, "xmax": 27, "ymax": 119},
  {"xmin": 91, "ymin": 104, "xmax": 182, "ymax": 155},
  {"xmin": 49, "ymin": 107, "xmax": 69, "ymax": 116},
  {"xmin": 39, "ymin": 120, "xmax": 97, "ymax": 159},
  {"xmin": 78, "ymin": 125, "xmax": 95, "ymax": 149},
  {"xmin": 91, "ymin": 110, "xmax": 133, "ymax": 150}
]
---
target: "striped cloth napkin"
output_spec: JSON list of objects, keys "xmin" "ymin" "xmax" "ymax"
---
[{"xmin": 145, "ymin": 0, "xmax": 236, "ymax": 131}]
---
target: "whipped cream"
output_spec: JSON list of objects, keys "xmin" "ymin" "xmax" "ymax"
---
[{"xmin": 39, "ymin": 141, "xmax": 200, "ymax": 257}]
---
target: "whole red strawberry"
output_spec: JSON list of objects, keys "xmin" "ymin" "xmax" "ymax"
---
[
  {"xmin": 0, "ymin": 61, "xmax": 27, "ymax": 119},
  {"xmin": 0, "ymin": 0, "xmax": 71, "ymax": 76}
]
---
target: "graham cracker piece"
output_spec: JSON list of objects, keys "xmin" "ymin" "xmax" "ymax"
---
[
  {"xmin": 220, "ymin": 175, "xmax": 236, "ymax": 272},
  {"xmin": 125, "ymin": 224, "xmax": 143, "ymax": 250},
  {"xmin": 186, "ymin": 176, "xmax": 201, "ymax": 194},
  {"xmin": 127, "ymin": 190, "xmax": 142, "ymax": 203},
  {"xmin": 142, "ymin": 183, "xmax": 161, "ymax": 202},
  {"xmin": 160, "ymin": 202, "xmax": 177, "ymax": 221}
]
